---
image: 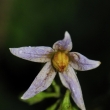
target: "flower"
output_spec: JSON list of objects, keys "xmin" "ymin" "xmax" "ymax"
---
[{"xmin": 9, "ymin": 31, "xmax": 101, "ymax": 110}]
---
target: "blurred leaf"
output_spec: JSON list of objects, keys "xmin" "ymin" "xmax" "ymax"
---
[
  {"xmin": 21, "ymin": 91, "xmax": 60, "ymax": 105},
  {"xmin": 58, "ymin": 90, "xmax": 78, "ymax": 110},
  {"xmin": 21, "ymin": 80, "xmax": 60, "ymax": 105},
  {"xmin": 52, "ymin": 80, "xmax": 60, "ymax": 93},
  {"xmin": 46, "ymin": 99, "xmax": 61, "ymax": 110}
]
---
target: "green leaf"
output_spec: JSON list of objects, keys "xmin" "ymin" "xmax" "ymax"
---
[
  {"xmin": 21, "ymin": 91, "xmax": 60, "ymax": 105},
  {"xmin": 21, "ymin": 80, "xmax": 60, "ymax": 105},
  {"xmin": 58, "ymin": 90, "xmax": 78, "ymax": 110},
  {"xmin": 52, "ymin": 80, "xmax": 60, "ymax": 93},
  {"xmin": 46, "ymin": 99, "xmax": 61, "ymax": 110}
]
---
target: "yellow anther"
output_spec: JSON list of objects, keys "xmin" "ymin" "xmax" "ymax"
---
[{"xmin": 52, "ymin": 51, "xmax": 69, "ymax": 72}]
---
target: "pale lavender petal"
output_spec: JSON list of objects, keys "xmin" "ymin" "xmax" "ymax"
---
[
  {"xmin": 53, "ymin": 31, "xmax": 72, "ymax": 51},
  {"xmin": 59, "ymin": 65, "xmax": 86, "ymax": 110},
  {"xmin": 21, "ymin": 62, "xmax": 56, "ymax": 99},
  {"xmin": 9, "ymin": 46, "xmax": 54, "ymax": 63},
  {"xmin": 69, "ymin": 52, "xmax": 101, "ymax": 71}
]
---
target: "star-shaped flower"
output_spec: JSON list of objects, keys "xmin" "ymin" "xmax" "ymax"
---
[{"xmin": 9, "ymin": 31, "xmax": 101, "ymax": 110}]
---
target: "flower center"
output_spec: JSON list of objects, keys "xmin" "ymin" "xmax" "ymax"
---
[{"xmin": 52, "ymin": 51, "xmax": 69, "ymax": 72}]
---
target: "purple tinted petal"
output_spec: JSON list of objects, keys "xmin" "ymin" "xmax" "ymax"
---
[
  {"xmin": 69, "ymin": 52, "xmax": 101, "ymax": 71},
  {"xmin": 9, "ymin": 46, "xmax": 54, "ymax": 63},
  {"xmin": 59, "ymin": 65, "xmax": 86, "ymax": 110},
  {"xmin": 53, "ymin": 31, "xmax": 72, "ymax": 51},
  {"xmin": 21, "ymin": 62, "xmax": 56, "ymax": 99}
]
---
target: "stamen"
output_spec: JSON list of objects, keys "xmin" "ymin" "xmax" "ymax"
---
[{"xmin": 52, "ymin": 51, "xmax": 69, "ymax": 72}]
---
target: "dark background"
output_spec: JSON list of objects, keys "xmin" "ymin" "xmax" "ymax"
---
[{"xmin": 0, "ymin": 0, "xmax": 110, "ymax": 110}]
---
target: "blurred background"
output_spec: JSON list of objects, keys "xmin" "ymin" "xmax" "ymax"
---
[{"xmin": 0, "ymin": 0, "xmax": 110, "ymax": 110}]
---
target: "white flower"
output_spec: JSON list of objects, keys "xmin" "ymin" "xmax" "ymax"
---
[{"xmin": 9, "ymin": 31, "xmax": 101, "ymax": 110}]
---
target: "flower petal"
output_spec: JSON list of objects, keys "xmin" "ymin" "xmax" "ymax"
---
[
  {"xmin": 9, "ymin": 46, "xmax": 54, "ymax": 63},
  {"xmin": 59, "ymin": 65, "xmax": 86, "ymax": 110},
  {"xmin": 69, "ymin": 52, "xmax": 101, "ymax": 71},
  {"xmin": 53, "ymin": 31, "xmax": 72, "ymax": 51},
  {"xmin": 21, "ymin": 62, "xmax": 56, "ymax": 99}
]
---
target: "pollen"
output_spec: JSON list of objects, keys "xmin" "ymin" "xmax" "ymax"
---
[{"xmin": 52, "ymin": 51, "xmax": 69, "ymax": 72}]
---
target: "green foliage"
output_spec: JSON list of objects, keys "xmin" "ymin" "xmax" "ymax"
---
[
  {"xmin": 21, "ymin": 81, "xmax": 60, "ymax": 105},
  {"xmin": 21, "ymin": 92, "xmax": 59, "ymax": 105},
  {"xmin": 46, "ymin": 100, "xmax": 61, "ymax": 110},
  {"xmin": 21, "ymin": 80, "xmax": 78, "ymax": 110},
  {"xmin": 58, "ymin": 90, "xmax": 78, "ymax": 110}
]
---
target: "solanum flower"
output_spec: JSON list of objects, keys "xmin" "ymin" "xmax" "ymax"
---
[{"xmin": 9, "ymin": 31, "xmax": 101, "ymax": 110}]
